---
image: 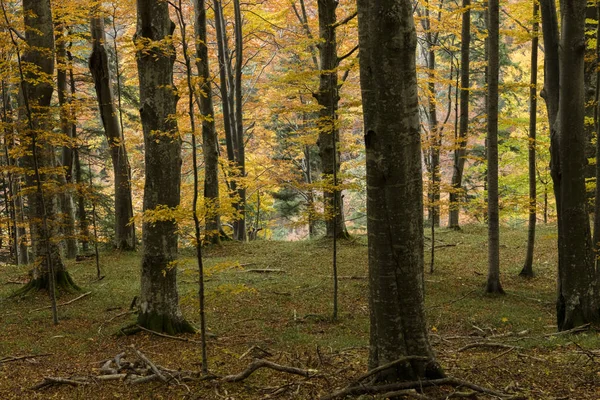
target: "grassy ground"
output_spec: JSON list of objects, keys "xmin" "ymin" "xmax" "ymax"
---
[{"xmin": 0, "ymin": 223, "xmax": 599, "ymax": 399}]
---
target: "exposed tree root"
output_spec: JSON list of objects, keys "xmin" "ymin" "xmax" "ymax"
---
[
  {"xmin": 321, "ymin": 376, "xmax": 520, "ymax": 400},
  {"xmin": 10, "ymin": 270, "xmax": 80, "ymax": 298},
  {"xmin": 137, "ymin": 311, "xmax": 196, "ymax": 335}
]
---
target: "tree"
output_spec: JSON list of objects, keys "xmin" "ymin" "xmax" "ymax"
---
[
  {"xmin": 449, "ymin": 0, "xmax": 471, "ymax": 229},
  {"xmin": 9, "ymin": 0, "xmax": 78, "ymax": 296},
  {"xmin": 89, "ymin": 7, "xmax": 136, "ymax": 251},
  {"xmin": 357, "ymin": 0, "xmax": 443, "ymax": 380},
  {"xmin": 135, "ymin": 0, "xmax": 194, "ymax": 334},
  {"xmin": 520, "ymin": 0, "xmax": 539, "ymax": 278},
  {"xmin": 555, "ymin": 0, "xmax": 599, "ymax": 330},
  {"xmin": 485, "ymin": 0, "xmax": 504, "ymax": 294},
  {"xmin": 540, "ymin": 0, "xmax": 599, "ymax": 330},
  {"xmin": 194, "ymin": 0, "xmax": 221, "ymax": 245}
]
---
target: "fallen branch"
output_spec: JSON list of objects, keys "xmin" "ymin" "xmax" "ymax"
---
[
  {"xmin": 222, "ymin": 359, "xmax": 315, "ymax": 382},
  {"xmin": 30, "ymin": 291, "xmax": 92, "ymax": 312},
  {"xmin": 136, "ymin": 324, "xmax": 204, "ymax": 343},
  {"xmin": 31, "ymin": 377, "xmax": 90, "ymax": 390},
  {"xmin": 321, "ymin": 376, "xmax": 513, "ymax": 400},
  {"xmin": 244, "ymin": 269, "xmax": 285, "ymax": 274},
  {"xmin": 131, "ymin": 346, "xmax": 167, "ymax": 382},
  {"xmin": 544, "ymin": 323, "xmax": 591, "ymax": 337},
  {"xmin": 376, "ymin": 389, "xmax": 433, "ymax": 399},
  {"xmin": 458, "ymin": 343, "xmax": 522, "ymax": 352},
  {"xmin": 0, "ymin": 353, "xmax": 52, "ymax": 364}
]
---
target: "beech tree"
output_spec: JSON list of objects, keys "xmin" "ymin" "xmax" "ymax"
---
[
  {"xmin": 540, "ymin": 0, "xmax": 599, "ymax": 330},
  {"xmin": 12, "ymin": 0, "xmax": 78, "ymax": 295},
  {"xmin": 135, "ymin": 0, "xmax": 193, "ymax": 333},
  {"xmin": 486, "ymin": 0, "xmax": 504, "ymax": 294},
  {"xmin": 357, "ymin": 0, "xmax": 443, "ymax": 380},
  {"xmin": 90, "ymin": 8, "xmax": 136, "ymax": 251}
]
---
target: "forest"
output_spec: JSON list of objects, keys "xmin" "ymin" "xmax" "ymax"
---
[{"xmin": 0, "ymin": 0, "xmax": 599, "ymax": 398}]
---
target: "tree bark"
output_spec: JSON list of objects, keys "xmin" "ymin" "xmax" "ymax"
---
[
  {"xmin": 89, "ymin": 12, "xmax": 136, "ymax": 251},
  {"xmin": 357, "ymin": 0, "xmax": 443, "ymax": 381},
  {"xmin": 485, "ymin": 0, "xmax": 504, "ymax": 294},
  {"xmin": 194, "ymin": 0, "xmax": 221, "ymax": 245},
  {"xmin": 521, "ymin": 1, "xmax": 539, "ymax": 278},
  {"xmin": 55, "ymin": 24, "xmax": 77, "ymax": 259},
  {"xmin": 16, "ymin": 0, "xmax": 78, "ymax": 295},
  {"xmin": 316, "ymin": 0, "xmax": 348, "ymax": 239},
  {"xmin": 135, "ymin": 0, "xmax": 194, "ymax": 334},
  {"xmin": 449, "ymin": 0, "xmax": 470, "ymax": 229},
  {"xmin": 555, "ymin": 0, "xmax": 599, "ymax": 330}
]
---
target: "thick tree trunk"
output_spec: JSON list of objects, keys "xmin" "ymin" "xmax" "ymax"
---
[
  {"xmin": 486, "ymin": 0, "xmax": 504, "ymax": 294},
  {"xmin": 316, "ymin": 0, "xmax": 348, "ymax": 239},
  {"xmin": 194, "ymin": 0, "xmax": 221, "ymax": 245},
  {"xmin": 17, "ymin": 0, "xmax": 77, "ymax": 294},
  {"xmin": 135, "ymin": 0, "xmax": 193, "ymax": 334},
  {"xmin": 357, "ymin": 0, "xmax": 443, "ymax": 381},
  {"xmin": 90, "ymin": 14, "xmax": 136, "ymax": 251},
  {"xmin": 521, "ymin": 2, "xmax": 539, "ymax": 278},
  {"xmin": 555, "ymin": 0, "xmax": 599, "ymax": 330},
  {"xmin": 449, "ymin": 0, "xmax": 470, "ymax": 229},
  {"xmin": 55, "ymin": 25, "xmax": 77, "ymax": 259}
]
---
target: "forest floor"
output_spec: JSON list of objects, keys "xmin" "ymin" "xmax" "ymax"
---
[{"xmin": 0, "ymin": 224, "xmax": 599, "ymax": 399}]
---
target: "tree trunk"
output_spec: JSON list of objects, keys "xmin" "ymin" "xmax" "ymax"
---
[
  {"xmin": 357, "ymin": 0, "xmax": 443, "ymax": 381},
  {"xmin": 15, "ymin": 0, "xmax": 78, "ymax": 295},
  {"xmin": 55, "ymin": 24, "xmax": 77, "ymax": 259},
  {"xmin": 449, "ymin": 0, "xmax": 470, "ymax": 229},
  {"xmin": 194, "ymin": 0, "xmax": 221, "ymax": 245},
  {"xmin": 135, "ymin": 0, "xmax": 194, "ymax": 334},
  {"xmin": 555, "ymin": 0, "xmax": 599, "ymax": 330},
  {"xmin": 74, "ymin": 147, "xmax": 90, "ymax": 253},
  {"xmin": 485, "ymin": 0, "xmax": 504, "ymax": 294},
  {"xmin": 316, "ymin": 0, "xmax": 348, "ymax": 239},
  {"xmin": 89, "ymin": 12, "xmax": 136, "ymax": 251},
  {"xmin": 521, "ymin": 1, "xmax": 539, "ymax": 278}
]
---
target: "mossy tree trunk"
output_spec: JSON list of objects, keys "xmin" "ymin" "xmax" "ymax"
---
[
  {"xmin": 135, "ymin": 0, "xmax": 194, "ymax": 334},
  {"xmin": 357, "ymin": 0, "xmax": 443, "ymax": 381}
]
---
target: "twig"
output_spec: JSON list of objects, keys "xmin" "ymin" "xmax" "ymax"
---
[
  {"xmin": 458, "ymin": 343, "xmax": 522, "ymax": 352},
  {"xmin": 131, "ymin": 346, "xmax": 167, "ymax": 382},
  {"xmin": 244, "ymin": 269, "xmax": 285, "ymax": 273},
  {"xmin": 376, "ymin": 389, "xmax": 433, "ymax": 399},
  {"xmin": 30, "ymin": 292, "xmax": 92, "ymax": 312},
  {"xmin": 136, "ymin": 325, "xmax": 202, "ymax": 343},
  {"xmin": 428, "ymin": 290, "xmax": 476, "ymax": 310},
  {"xmin": 222, "ymin": 359, "xmax": 315, "ymax": 382},
  {"xmin": 98, "ymin": 311, "xmax": 135, "ymax": 333},
  {"xmin": 0, "ymin": 353, "xmax": 52, "ymax": 364}
]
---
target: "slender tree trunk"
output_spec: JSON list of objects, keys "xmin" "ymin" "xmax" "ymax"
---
[
  {"xmin": 357, "ymin": 0, "xmax": 443, "ymax": 381},
  {"xmin": 194, "ymin": 0, "xmax": 221, "ymax": 245},
  {"xmin": 521, "ymin": 1, "xmax": 539, "ymax": 278},
  {"xmin": 135, "ymin": 0, "xmax": 193, "ymax": 334},
  {"xmin": 89, "ymin": 12, "xmax": 135, "ymax": 251},
  {"xmin": 555, "ymin": 0, "xmax": 599, "ymax": 330},
  {"xmin": 316, "ymin": 0, "xmax": 348, "ymax": 239},
  {"xmin": 594, "ymin": 1, "xmax": 600, "ymax": 261},
  {"xmin": 74, "ymin": 147, "xmax": 90, "ymax": 252},
  {"xmin": 232, "ymin": 0, "xmax": 246, "ymax": 241},
  {"xmin": 485, "ymin": 0, "xmax": 504, "ymax": 294},
  {"xmin": 55, "ymin": 24, "xmax": 77, "ymax": 259},
  {"xmin": 449, "ymin": 0, "xmax": 470, "ymax": 229}
]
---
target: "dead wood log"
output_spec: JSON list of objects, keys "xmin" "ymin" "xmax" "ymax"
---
[
  {"xmin": 222, "ymin": 359, "xmax": 315, "ymax": 382},
  {"xmin": 131, "ymin": 346, "xmax": 167, "ymax": 382},
  {"xmin": 30, "ymin": 291, "xmax": 92, "ymax": 312}
]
